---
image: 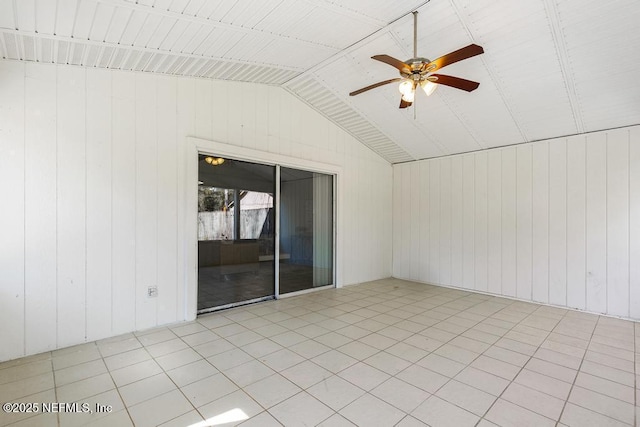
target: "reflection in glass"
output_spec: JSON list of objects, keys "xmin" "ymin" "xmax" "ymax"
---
[
  {"xmin": 197, "ymin": 155, "xmax": 275, "ymax": 311},
  {"xmin": 279, "ymin": 168, "xmax": 333, "ymax": 294}
]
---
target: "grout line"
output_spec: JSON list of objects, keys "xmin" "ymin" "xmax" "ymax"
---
[{"xmin": 555, "ymin": 314, "xmax": 599, "ymax": 424}]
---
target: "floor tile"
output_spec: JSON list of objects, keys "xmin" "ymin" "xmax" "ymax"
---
[
  {"xmin": 118, "ymin": 373, "xmax": 176, "ymax": 407},
  {"xmin": 238, "ymin": 410, "xmax": 283, "ymax": 426},
  {"xmin": 56, "ymin": 372, "xmax": 115, "ymax": 402},
  {"xmin": 396, "ymin": 364, "xmax": 449, "ymax": 394},
  {"xmin": 485, "ymin": 398, "xmax": 555, "ymax": 427},
  {"xmin": 244, "ymin": 374, "xmax": 301, "ymax": 408},
  {"xmin": 110, "ymin": 359, "xmax": 163, "ymax": 387},
  {"xmin": 559, "ymin": 402, "xmax": 630, "ymax": 427},
  {"xmin": 371, "ymin": 377, "xmax": 430, "ymax": 413},
  {"xmin": 412, "ymin": 395, "xmax": 479, "ymax": 427},
  {"xmin": 165, "ymin": 359, "xmax": 218, "ymax": 387},
  {"xmin": 339, "ymin": 394, "xmax": 405, "ymax": 427},
  {"xmin": 338, "ymin": 362, "xmax": 390, "ymax": 391},
  {"xmin": 128, "ymin": 390, "xmax": 193, "ymax": 427},
  {"xmin": 259, "ymin": 348, "xmax": 306, "ymax": 372},
  {"xmin": 223, "ymin": 359, "xmax": 275, "ymax": 387},
  {"xmin": 181, "ymin": 373, "xmax": 238, "ymax": 407},
  {"xmin": 307, "ymin": 375, "xmax": 365, "ymax": 410},
  {"xmin": 269, "ymin": 391, "xmax": 334, "ymax": 426},
  {"xmin": 363, "ymin": 351, "xmax": 412, "ymax": 376},
  {"xmin": 501, "ymin": 382, "xmax": 565, "ymax": 420},
  {"xmin": 568, "ymin": 386, "xmax": 635, "ymax": 425},
  {"xmin": 435, "ymin": 379, "xmax": 497, "ymax": 416},
  {"xmin": 454, "ymin": 366, "xmax": 509, "ymax": 396},
  {"xmin": 281, "ymin": 360, "xmax": 333, "ymax": 389},
  {"xmin": 198, "ymin": 390, "xmax": 263, "ymax": 422},
  {"xmin": 312, "ymin": 350, "xmax": 358, "ymax": 373},
  {"xmin": 513, "ymin": 369, "xmax": 572, "ymax": 400},
  {"xmin": 417, "ymin": 353, "xmax": 466, "ymax": 377}
]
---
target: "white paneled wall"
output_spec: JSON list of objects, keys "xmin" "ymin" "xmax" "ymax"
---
[
  {"xmin": 393, "ymin": 126, "xmax": 640, "ymax": 320},
  {"xmin": 0, "ymin": 60, "xmax": 392, "ymax": 362}
]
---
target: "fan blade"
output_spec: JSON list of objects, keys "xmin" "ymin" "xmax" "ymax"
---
[
  {"xmin": 399, "ymin": 98, "xmax": 412, "ymax": 109},
  {"xmin": 425, "ymin": 44, "xmax": 484, "ymax": 72},
  {"xmin": 429, "ymin": 74, "xmax": 480, "ymax": 92},
  {"xmin": 349, "ymin": 78, "xmax": 403, "ymax": 96},
  {"xmin": 372, "ymin": 55, "xmax": 411, "ymax": 74}
]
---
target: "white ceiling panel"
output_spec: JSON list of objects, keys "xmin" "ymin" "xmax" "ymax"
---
[{"xmin": 0, "ymin": 0, "xmax": 638, "ymax": 163}]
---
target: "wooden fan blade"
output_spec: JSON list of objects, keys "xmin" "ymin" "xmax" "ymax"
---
[
  {"xmin": 349, "ymin": 78, "xmax": 403, "ymax": 96},
  {"xmin": 372, "ymin": 55, "xmax": 411, "ymax": 74},
  {"xmin": 430, "ymin": 74, "xmax": 480, "ymax": 92},
  {"xmin": 425, "ymin": 44, "xmax": 484, "ymax": 72},
  {"xmin": 399, "ymin": 98, "xmax": 412, "ymax": 109}
]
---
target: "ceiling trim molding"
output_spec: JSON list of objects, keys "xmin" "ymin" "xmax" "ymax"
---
[{"xmin": 0, "ymin": 28, "xmax": 302, "ymax": 72}]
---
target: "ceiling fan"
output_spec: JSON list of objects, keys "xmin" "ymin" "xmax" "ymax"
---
[{"xmin": 349, "ymin": 11, "xmax": 484, "ymax": 109}]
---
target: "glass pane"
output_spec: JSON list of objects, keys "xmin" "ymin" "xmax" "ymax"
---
[
  {"xmin": 198, "ymin": 155, "xmax": 275, "ymax": 310},
  {"xmin": 280, "ymin": 167, "xmax": 333, "ymax": 294}
]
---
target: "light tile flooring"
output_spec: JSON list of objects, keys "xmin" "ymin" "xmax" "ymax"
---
[{"xmin": 1, "ymin": 278, "xmax": 638, "ymax": 427}]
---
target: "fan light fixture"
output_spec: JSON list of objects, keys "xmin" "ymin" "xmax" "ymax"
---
[
  {"xmin": 348, "ymin": 10, "xmax": 484, "ymax": 110},
  {"xmin": 205, "ymin": 156, "xmax": 225, "ymax": 166}
]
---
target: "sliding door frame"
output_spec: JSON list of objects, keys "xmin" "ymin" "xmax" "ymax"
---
[{"xmin": 185, "ymin": 137, "xmax": 342, "ymax": 320}]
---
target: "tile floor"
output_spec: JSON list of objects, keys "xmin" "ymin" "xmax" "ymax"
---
[{"xmin": 1, "ymin": 278, "xmax": 638, "ymax": 427}]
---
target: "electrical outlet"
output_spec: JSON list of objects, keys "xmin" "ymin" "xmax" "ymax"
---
[{"xmin": 147, "ymin": 286, "xmax": 158, "ymax": 298}]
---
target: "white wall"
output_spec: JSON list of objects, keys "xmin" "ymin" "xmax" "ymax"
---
[
  {"xmin": 0, "ymin": 60, "xmax": 393, "ymax": 362},
  {"xmin": 393, "ymin": 126, "xmax": 640, "ymax": 320}
]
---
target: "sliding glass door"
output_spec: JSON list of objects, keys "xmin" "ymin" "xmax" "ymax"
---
[
  {"xmin": 197, "ymin": 155, "xmax": 334, "ymax": 312},
  {"xmin": 279, "ymin": 168, "xmax": 334, "ymax": 294},
  {"xmin": 198, "ymin": 155, "xmax": 275, "ymax": 311}
]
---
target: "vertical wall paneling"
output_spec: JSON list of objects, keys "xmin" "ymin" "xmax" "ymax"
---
[
  {"xmin": 586, "ymin": 133, "xmax": 607, "ymax": 313},
  {"xmin": 429, "ymin": 160, "xmax": 441, "ymax": 284},
  {"xmin": 0, "ymin": 62, "xmax": 394, "ymax": 362},
  {"xmin": 474, "ymin": 152, "xmax": 488, "ymax": 292},
  {"xmin": 501, "ymin": 148, "xmax": 517, "ymax": 297},
  {"xmin": 462, "ymin": 154, "xmax": 475, "ymax": 289},
  {"xmin": 548, "ymin": 139, "xmax": 567, "ymax": 306},
  {"xmin": 392, "ymin": 166, "xmax": 402, "ymax": 276},
  {"xmin": 419, "ymin": 162, "xmax": 430, "ymax": 280},
  {"xmin": 439, "ymin": 158, "xmax": 452, "ymax": 285},
  {"xmin": 135, "ymin": 73, "xmax": 158, "ymax": 330},
  {"xmin": 211, "ymin": 80, "xmax": 228, "ymax": 145},
  {"xmin": 516, "ymin": 145, "xmax": 533, "ymax": 300},
  {"xmin": 0, "ymin": 61, "xmax": 25, "ymax": 361},
  {"xmin": 630, "ymin": 127, "xmax": 640, "ymax": 319},
  {"xmin": 195, "ymin": 78, "xmax": 212, "ymax": 141},
  {"xmin": 400, "ymin": 163, "xmax": 411, "ymax": 279},
  {"xmin": 410, "ymin": 163, "xmax": 421, "ymax": 281},
  {"xmin": 24, "ymin": 63, "xmax": 57, "ymax": 354},
  {"xmin": 450, "ymin": 156, "xmax": 464, "ymax": 287},
  {"xmin": 85, "ymin": 68, "xmax": 113, "ymax": 341},
  {"xmin": 156, "ymin": 75, "xmax": 178, "ymax": 325},
  {"xmin": 392, "ymin": 125, "xmax": 639, "ymax": 320},
  {"xmin": 487, "ymin": 149, "xmax": 502, "ymax": 295},
  {"xmin": 111, "ymin": 72, "xmax": 137, "ymax": 334},
  {"xmin": 566, "ymin": 136, "xmax": 587, "ymax": 310},
  {"xmin": 177, "ymin": 76, "xmax": 196, "ymax": 321},
  {"xmin": 606, "ymin": 130, "xmax": 630, "ymax": 317},
  {"xmin": 56, "ymin": 66, "xmax": 87, "ymax": 347},
  {"xmin": 531, "ymin": 141, "xmax": 550, "ymax": 303},
  {"xmin": 254, "ymin": 84, "xmax": 269, "ymax": 151}
]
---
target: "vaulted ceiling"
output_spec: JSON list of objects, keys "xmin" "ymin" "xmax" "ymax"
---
[{"xmin": 1, "ymin": 0, "xmax": 638, "ymax": 163}]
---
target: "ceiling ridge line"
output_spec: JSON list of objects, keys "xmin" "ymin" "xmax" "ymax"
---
[
  {"xmin": 541, "ymin": 0, "xmax": 585, "ymax": 134},
  {"xmin": 282, "ymin": 0, "xmax": 433, "ymax": 87},
  {"xmin": 448, "ymin": 0, "xmax": 530, "ymax": 144},
  {"xmin": 96, "ymin": 0, "xmax": 339, "ymax": 53},
  {"xmin": 0, "ymin": 29, "xmax": 303, "ymax": 72}
]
